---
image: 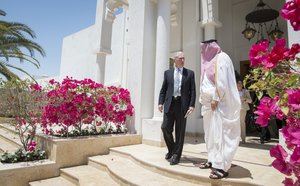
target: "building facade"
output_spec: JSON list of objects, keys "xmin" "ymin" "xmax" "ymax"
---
[{"xmin": 59, "ymin": 0, "xmax": 299, "ymax": 145}]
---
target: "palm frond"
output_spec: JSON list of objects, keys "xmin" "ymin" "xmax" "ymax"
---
[
  {"xmin": 0, "ymin": 36, "xmax": 46, "ymax": 57},
  {"xmin": 0, "ymin": 10, "xmax": 45, "ymax": 81},
  {"xmin": 3, "ymin": 62, "xmax": 37, "ymax": 82},
  {"xmin": 0, "ymin": 52, "xmax": 40, "ymax": 68},
  {"xmin": 0, "ymin": 21, "xmax": 36, "ymax": 38},
  {"xmin": 0, "ymin": 61, "xmax": 20, "ymax": 80},
  {"xmin": 0, "ymin": 9, "xmax": 6, "ymax": 16}
]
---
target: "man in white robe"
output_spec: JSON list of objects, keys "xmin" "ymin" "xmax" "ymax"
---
[{"xmin": 198, "ymin": 40, "xmax": 241, "ymax": 179}]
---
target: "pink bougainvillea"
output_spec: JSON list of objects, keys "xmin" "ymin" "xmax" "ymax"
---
[
  {"xmin": 246, "ymin": 1, "xmax": 300, "ymax": 185},
  {"xmin": 40, "ymin": 77, "xmax": 134, "ymax": 136}
]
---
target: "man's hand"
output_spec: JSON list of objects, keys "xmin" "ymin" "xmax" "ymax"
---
[
  {"xmin": 185, "ymin": 107, "xmax": 194, "ymax": 118},
  {"xmin": 158, "ymin": 104, "xmax": 163, "ymax": 113},
  {"xmin": 188, "ymin": 107, "xmax": 194, "ymax": 113},
  {"xmin": 211, "ymin": 100, "xmax": 218, "ymax": 111}
]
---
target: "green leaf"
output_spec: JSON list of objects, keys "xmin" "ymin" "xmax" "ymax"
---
[
  {"xmin": 278, "ymin": 97, "xmax": 286, "ymax": 105},
  {"xmin": 287, "ymin": 75, "xmax": 299, "ymax": 85},
  {"xmin": 281, "ymin": 106, "xmax": 289, "ymax": 115},
  {"xmin": 267, "ymin": 89, "xmax": 277, "ymax": 98},
  {"xmin": 256, "ymin": 91, "xmax": 263, "ymax": 100},
  {"xmin": 248, "ymin": 84, "xmax": 258, "ymax": 90},
  {"xmin": 265, "ymin": 71, "xmax": 270, "ymax": 77}
]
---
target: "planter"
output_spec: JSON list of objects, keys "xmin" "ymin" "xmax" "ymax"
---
[
  {"xmin": 0, "ymin": 133, "xmax": 142, "ymax": 186},
  {"xmin": 36, "ymin": 133, "xmax": 142, "ymax": 167}
]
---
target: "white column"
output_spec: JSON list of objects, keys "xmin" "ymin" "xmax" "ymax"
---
[
  {"xmin": 200, "ymin": 0, "xmax": 222, "ymax": 40},
  {"xmin": 153, "ymin": 0, "xmax": 171, "ymax": 118},
  {"xmin": 96, "ymin": 55, "xmax": 106, "ymax": 84},
  {"xmin": 142, "ymin": 0, "xmax": 171, "ymax": 147},
  {"xmin": 204, "ymin": 23, "xmax": 216, "ymax": 41}
]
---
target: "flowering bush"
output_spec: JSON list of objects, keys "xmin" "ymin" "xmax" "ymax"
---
[
  {"xmin": 0, "ymin": 77, "xmax": 134, "ymax": 163},
  {"xmin": 0, "ymin": 79, "xmax": 46, "ymax": 163},
  {"xmin": 40, "ymin": 77, "xmax": 134, "ymax": 137},
  {"xmin": 15, "ymin": 83, "xmax": 44, "ymax": 151},
  {"xmin": 245, "ymin": 1, "xmax": 300, "ymax": 185}
]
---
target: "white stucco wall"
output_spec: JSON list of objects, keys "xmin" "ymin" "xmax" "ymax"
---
[
  {"xmin": 105, "ymin": 11, "xmax": 127, "ymax": 86},
  {"xmin": 59, "ymin": 25, "xmax": 100, "ymax": 81}
]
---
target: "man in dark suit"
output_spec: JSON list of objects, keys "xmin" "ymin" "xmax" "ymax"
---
[{"xmin": 158, "ymin": 51, "xmax": 196, "ymax": 165}]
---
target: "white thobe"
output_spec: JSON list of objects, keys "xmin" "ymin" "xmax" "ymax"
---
[{"xmin": 199, "ymin": 52, "xmax": 241, "ymax": 172}]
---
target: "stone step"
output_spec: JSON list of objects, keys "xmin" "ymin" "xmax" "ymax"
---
[
  {"xmin": 107, "ymin": 146, "xmax": 218, "ymax": 186},
  {"xmin": 29, "ymin": 165, "xmax": 119, "ymax": 186},
  {"xmin": 60, "ymin": 165, "xmax": 119, "ymax": 186},
  {"xmin": 0, "ymin": 127, "xmax": 23, "ymax": 154},
  {"xmin": 0, "ymin": 123, "xmax": 18, "ymax": 135},
  {"xmin": 0, "ymin": 123, "xmax": 44, "ymax": 135},
  {"xmin": 0, "ymin": 118, "xmax": 16, "ymax": 126},
  {"xmin": 29, "ymin": 176, "xmax": 76, "ymax": 186},
  {"xmin": 0, "ymin": 135, "xmax": 22, "ymax": 154},
  {"xmin": 108, "ymin": 144, "xmax": 283, "ymax": 186},
  {"xmin": 0, "ymin": 127, "xmax": 23, "ymax": 146},
  {"xmin": 89, "ymin": 154, "xmax": 203, "ymax": 186}
]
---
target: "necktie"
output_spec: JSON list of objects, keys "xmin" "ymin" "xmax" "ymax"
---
[{"xmin": 174, "ymin": 68, "xmax": 180, "ymax": 97}]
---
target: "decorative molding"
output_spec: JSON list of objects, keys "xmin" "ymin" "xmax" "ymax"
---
[
  {"xmin": 114, "ymin": 0, "xmax": 129, "ymax": 9},
  {"xmin": 105, "ymin": 0, "xmax": 116, "ymax": 22},
  {"xmin": 170, "ymin": 0, "xmax": 179, "ymax": 27},
  {"xmin": 95, "ymin": 47, "xmax": 112, "ymax": 55},
  {"xmin": 105, "ymin": 0, "xmax": 129, "ymax": 22},
  {"xmin": 199, "ymin": 18, "xmax": 222, "ymax": 28}
]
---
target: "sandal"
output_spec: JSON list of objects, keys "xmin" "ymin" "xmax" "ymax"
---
[
  {"xmin": 196, "ymin": 162, "xmax": 212, "ymax": 169},
  {"xmin": 209, "ymin": 169, "xmax": 229, "ymax": 179}
]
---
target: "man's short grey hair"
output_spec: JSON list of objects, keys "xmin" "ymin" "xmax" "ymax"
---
[{"xmin": 174, "ymin": 51, "xmax": 184, "ymax": 59}]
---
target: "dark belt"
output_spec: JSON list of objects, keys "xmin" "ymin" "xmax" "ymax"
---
[{"xmin": 173, "ymin": 96, "xmax": 181, "ymax": 100}]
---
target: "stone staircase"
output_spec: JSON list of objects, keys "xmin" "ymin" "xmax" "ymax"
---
[
  {"xmin": 29, "ymin": 142, "xmax": 284, "ymax": 186},
  {"xmin": 30, "ymin": 165, "xmax": 119, "ymax": 186},
  {"xmin": 0, "ymin": 120, "xmax": 284, "ymax": 186},
  {"xmin": 0, "ymin": 123, "xmax": 22, "ymax": 154},
  {"xmin": 30, "ymin": 146, "xmax": 206, "ymax": 186}
]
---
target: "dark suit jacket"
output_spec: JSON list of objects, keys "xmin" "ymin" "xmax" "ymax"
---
[{"xmin": 159, "ymin": 67, "xmax": 196, "ymax": 113}]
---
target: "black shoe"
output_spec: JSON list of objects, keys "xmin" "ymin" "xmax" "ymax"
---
[
  {"xmin": 165, "ymin": 153, "xmax": 172, "ymax": 160},
  {"xmin": 265, "ymin": 137, "xmax": 271, "ymax": 142},
  {"xmin": 170, "ymin": 154, "xmax": 179, "ymax": 165}
]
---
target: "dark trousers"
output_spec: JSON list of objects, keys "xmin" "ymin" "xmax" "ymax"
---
[
  {"xmin": 260, "ymin": 126, "xmax": 271, "ymax": 143},
  {"xmin": 161, "ymin": 98, "xmax": 186, "ymax": 160}
]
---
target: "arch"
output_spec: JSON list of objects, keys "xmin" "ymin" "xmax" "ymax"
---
[{"xmin": 105, "ymin": 0, "xmax": 129, "ymax": 22}]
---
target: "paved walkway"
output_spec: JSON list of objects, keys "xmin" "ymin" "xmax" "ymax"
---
[
  {"xmin": 184, "ymin": 135, "xmax": 283, "ymax": 185},
  {"xmin": 109, "ymin": 135, "xmax": 284, "ymax": 186}
]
